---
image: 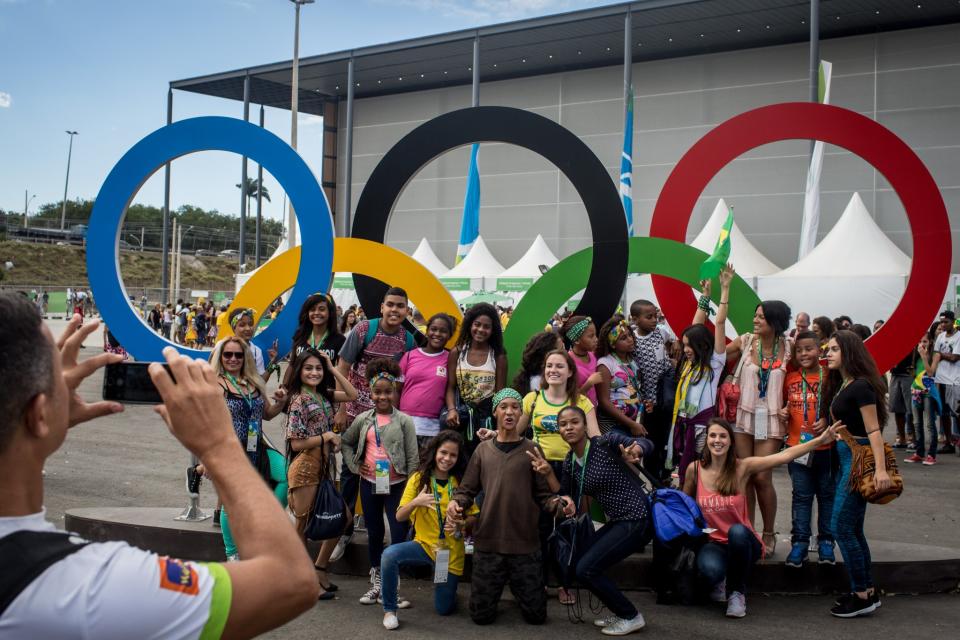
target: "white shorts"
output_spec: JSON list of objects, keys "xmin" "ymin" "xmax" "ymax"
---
[{"xmin": 412, "ymin": 415, "xmax": 441, "ymax": 438}]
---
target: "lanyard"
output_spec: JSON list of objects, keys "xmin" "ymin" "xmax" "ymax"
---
[
  {"xmin": 800, "ymin": 367, "xmax": 822, "ymax": 426},
  {"xmin": 372, "ymin": 412, "xmax": 392, "ymax": 448},
  {"xmin": 571, "ymin": 441, "xmax": 591, "ymax": 506},
  {"xmin": 431, "ymin": 476, "xmax": 457, "ymax": 540},
  {"xmin": 756, "ymin": 338, "xmax": 779, "ymax": 399},
  {"xmin": 304, "ymin": 387, "xmax": 333, "ymax": 424},
  {"xmin": 309, "ymin": 331, "xmax": 327, "ymax": 350},
  {"xmin": 615, "ymin": 355, "xmax": 641, "ymax": 391},
  {"xmin": 225, "ymin": 374, "xmax": 254, "ymax": 411},
  {"xmin": 671, "ymin": 361, "xmax": 697, "ymax": 426}
]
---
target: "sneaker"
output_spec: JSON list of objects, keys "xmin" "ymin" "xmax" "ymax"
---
[
  {"xmin": 936, "ymin": 444, "xmax": 955, "ymax": 455},
  {"xmin": 376, "ymin": 594, "xmax": 411, "ymax": 609},
  {"xmin": 709, "ymin": 579, "xmax": 727, "ymax": 603},
  {"xmin": 871, "ymin": 590, "xmax": 882, "ymax": 609},
  {"xmin": 359, "ymin": 569, "xmax": 381, "ymax": 605},
  {"xmin": 330, "ymin": 533, "xmax": 352, "ymax": 563},
  {"xmin": 893, "ymin": 440, "xmax": 906, "ymax": 449},
  {"xmin": 830, "ymin": 593, "xmax": 875, "ymax": 618},
  {"xmin": 594, "ymin": 614, "xmax": 618, "ymax": 628},
  {"xmin": 906, "ymin": 442, "xmax": 917, "ymax": 451},
  {"xmin": 382, "ymin": 612, "xmax": 399, "ymax": 630},
  {"xmin": 922, "ymin": 455, "xmax": 937, "ymax": 466},
  {"xmin": 601, "ymin": 613, "xmax": 646, "ymax": 636},
  {"xmin": 904, "ymin": 453, "xmax": 923, "ymax": 463},
  {"xmin": 818, "ymin": 541, "xmax": 836, "ymax": 565},
  {"xmin": 185, "ymin": 466, "xmax": 202, "ymax": 495},
  {"xmin": 785, "ymin": 542, "xmax": 808, "ymax": 568},
  {"xmin": 725, "ymin": 592, "xmax": 746, "ymax": 618}
]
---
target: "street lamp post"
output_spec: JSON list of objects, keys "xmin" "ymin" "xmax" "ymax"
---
[
  {"xmin": 60, "ymin": 130, "xmax": 78, "ymax": 230},
  {"xmin": 24, "ymin": 190, "xmax": 36, "ymax": 229},
  {"xmin": 287, "ymin": 0, "xmax": 314, "ymax": 249}
]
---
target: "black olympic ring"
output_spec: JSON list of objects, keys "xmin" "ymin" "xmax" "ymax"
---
[{"xmin": 350, "ymin": 105, "xmax": 629, "ymax": 324}]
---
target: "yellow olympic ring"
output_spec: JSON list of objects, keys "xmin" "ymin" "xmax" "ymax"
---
[{"xmin": 219, "ymin": 237, "xmax": 463, "ymax": 347}]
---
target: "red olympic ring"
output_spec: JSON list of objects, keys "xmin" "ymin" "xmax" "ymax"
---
[{"xmin": 650, "ymin": 102, "xmax": 951, "ymax": 374}]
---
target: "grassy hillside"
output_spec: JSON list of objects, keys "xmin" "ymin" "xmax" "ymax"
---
[{"xmin": 0, "ymin": 241, "xmax": 241, "ymax": 290}]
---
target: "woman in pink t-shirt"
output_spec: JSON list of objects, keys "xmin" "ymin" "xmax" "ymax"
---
[
  {"xmin": 398, "ymin": 313, "xmax": 457, "ymax": 448},
  {"xmin": 562, "ymin": 315, "xmax": 600, "ymax": 405},
  {"xmin": 682, "ymin": 418, "xmax": 836, "ymax": 618}
]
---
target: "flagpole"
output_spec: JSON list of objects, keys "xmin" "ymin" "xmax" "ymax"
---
[{"xmin": 620, "ymin": 8, "xmax": 633, "ymax": 315}]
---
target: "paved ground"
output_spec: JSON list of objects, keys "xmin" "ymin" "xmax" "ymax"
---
[
  {"xmin": 40, "ymin": 319, "xmax": 960, "ymax": 637},
  {"xmin": 259, "ymin": 576, "xmax": 959, "ymax": 640}
]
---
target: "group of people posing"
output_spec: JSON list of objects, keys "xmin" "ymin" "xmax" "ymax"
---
[{"xmin": 195, "ymin": 263, "xmax": 898, "ymax": 634}]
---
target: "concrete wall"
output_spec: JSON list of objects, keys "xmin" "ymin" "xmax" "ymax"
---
[{"xmin": 337, "ymin": 23, "xmax": 960, "ymax": 271}]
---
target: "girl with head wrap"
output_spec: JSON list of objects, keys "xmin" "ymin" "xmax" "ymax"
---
[
  {"xmin": 596, "ymin": 316, "xmax": 646, "ymax": 437},
  {"xmin": 562, "ymin": 315, "xmax": 600, "ymax": 405}
]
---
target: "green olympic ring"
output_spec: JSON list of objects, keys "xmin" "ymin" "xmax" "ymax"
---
[{"xmin": 503, "ymin": 237, "xmax": 761, "ymax": 381}]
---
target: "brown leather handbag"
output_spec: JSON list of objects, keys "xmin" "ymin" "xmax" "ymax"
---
[{"xmin": 837, "ymin": 427, "xmax": 903, "ymax": 504}]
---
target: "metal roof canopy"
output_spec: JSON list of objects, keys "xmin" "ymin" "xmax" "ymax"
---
[{"xmin": 171, "ymin": 0, "xmax": 960, "ymax": 114}]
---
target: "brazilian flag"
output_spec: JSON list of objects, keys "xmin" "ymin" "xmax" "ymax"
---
[
  {"xmin": 913, "ymin": 357, "xmax": 942, "ymax": 415},
  {"xmin": 699, "ymin": 207, "xmax": 733, "ymax": 280}
]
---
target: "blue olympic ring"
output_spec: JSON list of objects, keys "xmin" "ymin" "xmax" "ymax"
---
[{"xmin": 87, "ymin": 116, "xmax": 334, "ymax": 361}]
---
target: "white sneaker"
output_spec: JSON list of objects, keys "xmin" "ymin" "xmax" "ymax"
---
[
  {"xmin": 359, "ymin": 569, "xmax": 381, "ymax": 605},
  {"xmin": 382, "ymin": 612, "xmax": 399, "ymax": 630},
  {"xmin": 330, "ymin": 533, "xmax": 352, "ymax": 563},
  {"xmin": 725, "ymin": 591, "xmax": 746, "ymax": 618},
  {"xmin": 601, "ymin": 614, "xmax": 646, "ymax": 636},
  {"xmin": 594, "ymin": 614, "xmax": 618, "ymax": 628},
  {"xmin": 709, "ymin": 579, "xmax": 727, "ymax": 603}
]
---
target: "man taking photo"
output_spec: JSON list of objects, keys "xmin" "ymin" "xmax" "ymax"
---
[{"xmin": 0, "ymin": 293, "xmax": 317, "ymax": 638}]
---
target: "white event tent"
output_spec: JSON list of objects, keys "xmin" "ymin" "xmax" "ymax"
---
[
  {"xmin": 410, "ymin": 237, "xmax": 449, "ymax": 276},
  {"xmin": 442, "ymin": 235, "xmax": 504, "ymax": 297},
  {"xmin": 757, "ymin": 192, "xmax": 912, "ymax": 323},
  {"xmin": 625, "ymin": 198, "xmax": 779, "ymax": 317}
]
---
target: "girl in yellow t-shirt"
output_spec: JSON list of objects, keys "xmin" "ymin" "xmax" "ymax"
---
[
  {"xmin": 516, "ymin": 348, "xmax": 598, "ymax": 606},
  {"xmin": 380, "ymin": 430, "xmax": 477, "ymax": 630}
]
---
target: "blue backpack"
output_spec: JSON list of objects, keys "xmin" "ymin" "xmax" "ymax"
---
[{"xmin": 650, "ymin": 488, "xmax": 705, "ymax": 543}]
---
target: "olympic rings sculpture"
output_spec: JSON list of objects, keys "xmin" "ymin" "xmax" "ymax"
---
[{"xmin": 88, "ymin": 104, "xmax": 950, "ymax": 373}]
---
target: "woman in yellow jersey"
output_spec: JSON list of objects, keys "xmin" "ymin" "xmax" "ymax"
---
[
  {"xmin": 380, "ymin": 430, "xmax": 477, "ymax": 630},
  {"xmin": 516, "ymin": 349, "xmax": 598, "ymax": 605}
]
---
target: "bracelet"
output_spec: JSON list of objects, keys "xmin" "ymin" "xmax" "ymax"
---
[
  {"xmin": 719, "ymin": 300, "xmax": 729, "ymax": 305},
  {"xmin": 697, "ymin": 295, "xmax": 715, "ymax": 316}
]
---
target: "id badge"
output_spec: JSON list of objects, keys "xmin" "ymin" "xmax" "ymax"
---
[
  {"xmin": 795, "ymin": 432, "xmax": 814, "ymax": 467},
  {"xmin": 754, "ymin": 404, "xmax": 768, "ymax": 440},
  {"xmin": 246, "ymin": 420, "xmax": 259, "ymax": 452},
  {"xmin": 433, "ymin": 546, "xmax": 451, "ymax": 584},
  {"xmin": 374, "ymin": 459, "xmax": 391, "ymax": 495}
]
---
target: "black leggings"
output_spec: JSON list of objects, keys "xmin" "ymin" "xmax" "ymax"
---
[{"xmin": 359, "ymin": 478, "xmax": 408, "ymax": 569}]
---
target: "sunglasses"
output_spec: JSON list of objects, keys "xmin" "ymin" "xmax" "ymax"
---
[{"xmin": 222, "ymin": 351, "xmax": 245, "ymax": 360}]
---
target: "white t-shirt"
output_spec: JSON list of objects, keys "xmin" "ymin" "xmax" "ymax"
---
[
  {"xmin": 250, "ymin": 342, "xmax": 267, "ymax": 376},
  {"xmin": 0, "ymin": 511, "xmax": 231, "ymax": 640},
  {"xmin": 934, "ymin": 330, "xmax": 960, "ymax": 385}
]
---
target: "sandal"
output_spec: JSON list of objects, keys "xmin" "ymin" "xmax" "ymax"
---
[
  {"xmin": 315, "ymin": 565, "xmax": 339, "ymax": 592},
  {"xmin": 558, "ymin": 587, "xmax": 577, "ymax": 605},
  {"xmin": 762, "ymin": 531, "xmax": 778, "ymax": 557}
]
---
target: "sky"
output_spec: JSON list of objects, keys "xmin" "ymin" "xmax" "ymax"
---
[{"xmin": 0, "ymin": 0, "xmax": 622, "ymax": 223}]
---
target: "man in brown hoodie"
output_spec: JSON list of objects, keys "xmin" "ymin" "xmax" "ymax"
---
[{"xmin": 449, "ymin": 388, "xmax": 561, "ymax": 625}]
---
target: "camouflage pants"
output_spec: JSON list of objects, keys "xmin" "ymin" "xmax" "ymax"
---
[{"xmin": 469, "ymin": 550, "xmax": 547, "ymax": 625}]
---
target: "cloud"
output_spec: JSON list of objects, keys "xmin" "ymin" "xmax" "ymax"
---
[
  {"xmin": 387, "ymin": 0, "xmax": 583, "ymax": 21},
  {"xmin": 0, "ymin": 92, "xmax": 10, "ymax": 108},
  {"xmin": 300, "ymin": 115, "xmax": 324, "ymax": 127}
]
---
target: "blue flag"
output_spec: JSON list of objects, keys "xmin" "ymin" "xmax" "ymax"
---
[
  {"xmin": 620, "ymin": 85, "xmax": 634, "ymax": 237},
  {"xmin": 456, "ymin": 144, "xmax": 481, "ymax": 264}
]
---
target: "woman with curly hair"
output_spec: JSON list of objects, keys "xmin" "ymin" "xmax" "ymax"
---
[
  {"xmin": 444, "ymin": 303, "xmax": 507, "ymax": 450},
  {"xmin": 379, "ymin": 431, "xmax": 478, "ymax": 629}
]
